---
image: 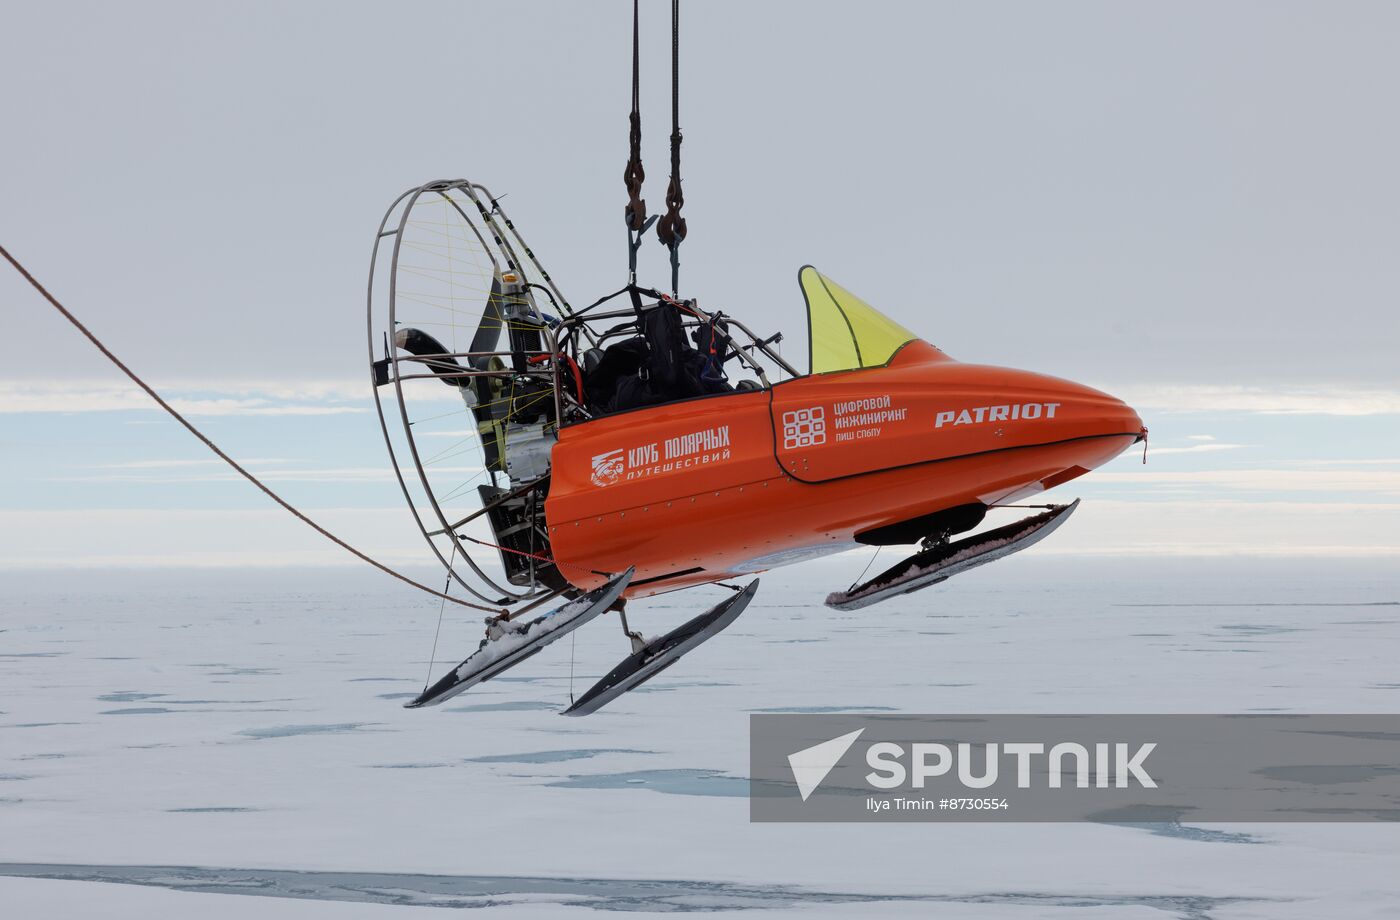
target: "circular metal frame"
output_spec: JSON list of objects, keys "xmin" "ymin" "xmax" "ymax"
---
[
  {"xmin": 368, "ymin": 179, "xmax": 556, "ymax": 604},
  {"xmin": 368, "ymin": 178, "xmax": 802, "ymax": 605}
]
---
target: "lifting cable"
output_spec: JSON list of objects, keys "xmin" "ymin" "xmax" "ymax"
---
[
  {"xmin": 0, "ymin": 243, "xmax": 504, "ymax": 615},
  {"xmin": 622, "ymin": 0, "xmax": 647, "ymax": 236},
  {"xmin": 655, "ymin": 0, "xmax": 687, "ymax": 296},
  {"xmin": 622, "ymin": 0, "xmax": 655, "ymax": 318},
  {"xmin": 623, "ymin": 0, "xmax": 686, "ymax": 299}
]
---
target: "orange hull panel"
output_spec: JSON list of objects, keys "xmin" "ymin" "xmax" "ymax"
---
[{"xmin": 545, "ymin": 341, "xmax": 1142, "ymax": 597}]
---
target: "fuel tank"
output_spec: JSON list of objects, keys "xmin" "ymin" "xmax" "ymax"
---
[{"xmin": 545, "ymin": 338, "xmax": 1143, "ymax": 598}]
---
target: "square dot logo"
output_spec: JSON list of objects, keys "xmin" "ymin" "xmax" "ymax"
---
[{"xmin": 783, "ymin": 407, "xmax": 826, "ymax": 450}]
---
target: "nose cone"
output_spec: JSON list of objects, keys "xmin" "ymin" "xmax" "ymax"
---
[
  {"xmin": 927, "ymin": 363, "xmax": 1144, "ymax": 462},
  {"xmin": 1057, "ymin": 375, "xmax": 1143, "ymax": 446},
  {"xmin": 768, "ymin": 342, "xmax": 1144, "ymax": 484},
  {"xmin": 1010, "ymin": 369, "xmax": 1142, "ymax": 441}
]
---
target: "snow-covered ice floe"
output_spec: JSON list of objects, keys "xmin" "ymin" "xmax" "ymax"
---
[{"xmin": 1, "ymin": 557, "xmax": 1399, "ymax": 917}]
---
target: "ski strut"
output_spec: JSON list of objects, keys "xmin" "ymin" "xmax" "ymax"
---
[
  {"xmin": 825, "ymin": 502, "xmax": 1080, "ymax": 611},
  {"xmin": 563, "ymin": 579, "xmax": 758, "ymax": 716}
]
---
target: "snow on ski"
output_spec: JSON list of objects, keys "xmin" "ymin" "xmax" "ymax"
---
[{"xmin": 406, "ymin": 567, "xmax": 635, "ymax": 708}]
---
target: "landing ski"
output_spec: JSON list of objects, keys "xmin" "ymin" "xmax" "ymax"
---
[
  {"xmin": 825, "ymin": 501, "xmax": 1080, "ymax": 611},
  {"xmin": 406, "ymin": 567, "xmax": 634, "ymax": 709},
  {"xmin": 562, "ymin": 579, "xmax": 760, "ymax": 716}
]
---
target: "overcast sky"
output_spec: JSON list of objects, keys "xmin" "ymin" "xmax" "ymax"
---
[
  {"xmin": 4, "ymin": 0, "xmax": 1398, "ymax": 387},
  {"xmin": 2, "ymin": 1, "xmax": 1397, "ymax": 569}
]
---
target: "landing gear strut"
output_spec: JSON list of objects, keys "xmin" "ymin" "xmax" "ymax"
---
[
  {"xmin": 563, "ymin": 580, "xmax": 760, "ymax": 716},
  {"xmin": 826, "ymin": 501, "xmax": 1082, "ymax": 611},
  {"xmin": 612, "ymin": 598, "xmax": 647, "ymax": 654}
]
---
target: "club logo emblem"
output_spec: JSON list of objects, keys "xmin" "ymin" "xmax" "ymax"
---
[{"xmin": 590, "ymin": 449, "xmax": 625, "ymax": 487}]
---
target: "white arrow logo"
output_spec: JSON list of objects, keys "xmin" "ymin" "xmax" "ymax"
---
[{"xmin": 787, "ymin": 728, "xmax": 865, "ymax": 801}]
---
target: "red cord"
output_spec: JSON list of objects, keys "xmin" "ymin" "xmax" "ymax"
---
[
  {"xmin": 563, "ymin": 353, "xmax": 586, "ymax": 404},
  {"xmin": 527, "ymin": 351, "xmax": 586, "ymax": 404},
  {"xmin": 458, "ymin": 534, "xmax": 605, "ymax": 578}
]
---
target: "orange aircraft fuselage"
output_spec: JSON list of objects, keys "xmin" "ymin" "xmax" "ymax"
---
[{"xmin": 545, "ymin": 340, "xmax": 1143, "ymax": 597}]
